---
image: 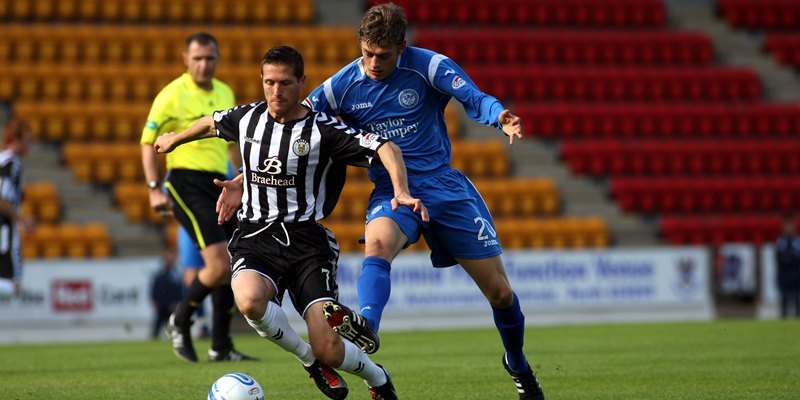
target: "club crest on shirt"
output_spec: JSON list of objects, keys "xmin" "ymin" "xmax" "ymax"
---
[
  {"xmin": 452, "ymin": 76, "xmax": 466, "ymax": 90},
  {"xmin": 359, "ymin": 133, "xmax": 380, "ymax": 147},
  {"xmin": 398, "ymin": 89, "xmax": 419, "ymax": 108},
  {"xmin": 292, "ymin": 139, "xmax": 310, "ymax": 156}
]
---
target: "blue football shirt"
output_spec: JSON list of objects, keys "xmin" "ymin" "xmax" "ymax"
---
[{"xmin": 304, "ymin": 46, "xmax": 506, "ymax": 185}]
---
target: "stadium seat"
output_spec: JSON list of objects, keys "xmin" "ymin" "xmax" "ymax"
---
[
  {"xmin": 611, "ymin": 176, "xmax": 800, "ymax": 214},
  {"xmin": 561, "ymin": 139, "xmax": 800, "ymax": 177},
  {"xmin": 22, "ymin": 182, "xmax": 61, "ymax": 224},
  {"xmin": 520, "ymin": 103, "xmax": 800, "ymax": 140},
  {"xmin": 764, "ymin": 34, "xmax": 800, "ymax": 68},
  {"xmin": 467, "ymin": 66, "xmax": 761, "ymax": 103},
  {"xmin": 661, "ymin": 214, "xmax": 782, "ymax": 245},
  {"xmin": 718, "ymin": 0, "xmax": 800, "ymax": 31},
  {"xmin": 415, "ymin": 29, "xmax": 713, "ymax": 66},
  {"xmin": 371, "ymin": 0, "xmax": 666, "ymax": 27},
  {"xmin": 0, "ymin": 0, "xmax": 315, "ymax": 24},
  {"xmin": 0, "ymin": 23, "xmax": 358, "ymax": 67},
  {"xmin": 450, "ymin": 140, "xmax": 510, "ymax": 179},
  {"xmin": 494, "ymin": 216, "xmax": 609, "ymax": 249},
  {"xmin": 472, "ymin": 178, "xmax": 560, "ymax": 217}
]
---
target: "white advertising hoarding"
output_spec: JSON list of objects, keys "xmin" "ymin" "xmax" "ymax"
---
[
  {"xmin": 333, "ymin": 247, "xmax": 711, "ymax": 315},
  {"xmin": 0, "ymin": 247, "xmax": 712, "ymax": 343},
  {"xmin": 0, "ymin": 258, "xmax": 160, "ymax": 325}
]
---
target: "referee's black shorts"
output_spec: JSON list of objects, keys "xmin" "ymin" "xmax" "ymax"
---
[
  {"xmin": 228, "ymin": 221, "xmax": 341, "ymax": 318},
  {"xmin": 164, "ymin": 169, "xmax": 237, "ymax": 249}
]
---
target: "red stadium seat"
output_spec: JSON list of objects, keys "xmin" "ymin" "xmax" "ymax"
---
[{"xmin": 414, "ymin": 29, "xmax": 713, "ymax": 67}]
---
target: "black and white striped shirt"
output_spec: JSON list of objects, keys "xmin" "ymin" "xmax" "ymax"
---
[
  {"xmin": 0, "ymin": 149, "xmax": 24, "ymax": 221},
  {"xmin": 213, "ymin": 102, "xmax": 386, "ymax": 225}
]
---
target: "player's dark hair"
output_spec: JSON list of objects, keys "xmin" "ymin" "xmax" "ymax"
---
[
  {"xmin": 2, "ymin": 119, "xmax": 31, "ymax": 146},
  {"xmin": 184, "ymin": 32, "xmax": 219, "ymax": 55},
  {"xmin": 260, "ymin": 46, "xmax": 305, "ymax": 79},
  {"xmin": 359, "ymin": 2, "xmax": 407, "ymax": 47}
]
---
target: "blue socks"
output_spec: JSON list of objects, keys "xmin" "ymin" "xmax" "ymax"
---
[
  {"xmin": 357, "ymin": 256, "xmax": 392, "ymax": 332},
  {"xmin": 493, "ymin": 293, "xmax": 529, "ymax": 373}
]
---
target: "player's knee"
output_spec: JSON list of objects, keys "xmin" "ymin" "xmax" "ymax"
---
[
  {"xmin": 486, "ymin": 284, "xmax": 514, "ymax": 308},
  {"xmin": 364, "ymin": 236, "xmax": 403, "ymax": 259},
  {"xmin": 235, "ymin": 294, "xmax": 264, "ymax": 320}
]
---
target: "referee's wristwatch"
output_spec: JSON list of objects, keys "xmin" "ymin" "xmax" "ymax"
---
[{"xmin": 147, "ymin": 180, "xmax": 160, "ymax": 190}]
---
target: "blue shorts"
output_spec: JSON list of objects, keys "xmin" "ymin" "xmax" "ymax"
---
[
  {"xmin": 178, "ymin": 225, "xmax": 204, "ymax": 269},
  {"xmin": 365, "ymin": 168, "xmax": 502, "ymax": 268}
]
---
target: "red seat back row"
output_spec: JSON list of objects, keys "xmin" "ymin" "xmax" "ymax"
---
[
  {"xmin": 415, "ymin": 29, "xmax": 713, "ymax": 66},
  {"xmin": 561, "ymin": 139, "xmax": 800, "ymax": 176},
  {"xmin": 718, "ymin": 0, "xmax": 800, "ymax": 31},
  {"xmin": 610, "ymin": 176, "xmax": 800, "ymax": 213},
  {"xmin": 518, "ymin": 103, "xmax": 800, "ymax": 139},
  {"xmin": 369, "ymin": 0, "xmax": 665, "ymax": 27},
  {"xmin": 661, "ymin": 214, "xmax": 783, "ymax": 245},
  {"xmin": 764, "ymin": 34, "xmax": 800, "ymax": 68},
  {"xmin": 468, "ymin": 66, "xmax": 760, "ymax": 103}
]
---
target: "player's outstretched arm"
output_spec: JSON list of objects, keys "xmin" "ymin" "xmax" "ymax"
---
[
  {"xmin": 214, "ymin": 173, "xmax": 244, "ymax": 225},
  {"xmin": 376, "ymin": 141, "xmax": 429, "ymax": 222},
  {"xmin": 499, "ymin": 109, "xmax": 524, "ymax": 145},
  {"xmin": 154, "ymin": 115, "xmax": 217, "ymax": 154}
]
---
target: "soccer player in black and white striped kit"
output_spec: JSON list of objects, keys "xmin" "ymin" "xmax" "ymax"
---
[
  {"xmin": 0, "ymin": 119, "xmax": 32, "ymax": 298},
  {"xmin": 155, "ymin": 46, "xmax": 427, "ymax": 400}
]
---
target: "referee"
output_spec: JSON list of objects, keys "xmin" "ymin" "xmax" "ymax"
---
[
  {"xmin": 154, "ymin": 45, "xmax": 425, "ymax": 400},
  {"xmin": 140, "ymin": 32, "xmax": 253, "ymax": 363}
]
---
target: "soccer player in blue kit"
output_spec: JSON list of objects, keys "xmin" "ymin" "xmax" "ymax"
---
[{"xmin": 303, "ymin": 3, "xmax": 544, "ymax": 399}]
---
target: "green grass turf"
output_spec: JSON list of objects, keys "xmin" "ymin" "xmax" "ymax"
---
[{"xmin": 1, "ymin": 319, "xmax": 798, "ymax": 399}]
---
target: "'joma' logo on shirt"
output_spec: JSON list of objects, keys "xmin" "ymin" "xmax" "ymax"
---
[{"xmin": 351, "ymin": 102, "xmax": 374, "ymax": 111}]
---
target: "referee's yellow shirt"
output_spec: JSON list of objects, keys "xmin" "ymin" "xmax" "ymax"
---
[{"xmin": 140, "ymin": 73, "xmax": 235, "ymax": 174}]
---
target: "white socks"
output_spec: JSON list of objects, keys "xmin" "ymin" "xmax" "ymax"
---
[
  {"xmin": 246, "ymin": 302, "xmax": 315, "ymax": 366},
  {"xmin": 247, "ymin": 302, "xmax": 387, "ymax": 387},
  {"xmin": 338, "ymin": 339, "xmax": 387, "ymax": 387}
]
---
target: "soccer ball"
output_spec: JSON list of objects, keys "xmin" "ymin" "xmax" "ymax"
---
[{"xmin": 207, "ymin": 373, "xmax": 265, "ymax": 400}]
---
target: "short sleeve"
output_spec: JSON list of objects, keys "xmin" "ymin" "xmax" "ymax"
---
[{"xmin": 212, "ymin": 101, "xmax": 263, "ymax": 142}]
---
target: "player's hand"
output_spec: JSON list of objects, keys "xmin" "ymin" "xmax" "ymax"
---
[
  {"xmin": 148, "ymin": 189, "xmax": 173, "ymax": 217},
  {"xmin": 154, "ymin": 133, "xmax": 177, "ymax": 154},
  {"xmin": 391, "ymin": 192, "xmax": 429, "ymax": 222},
  {"xmin": 214, "ymin": 178, "xmax": 243, "ymax": 225},
  {"xmin": 498, "ymin": 109, "xmax": 523, "ymax": 145}
]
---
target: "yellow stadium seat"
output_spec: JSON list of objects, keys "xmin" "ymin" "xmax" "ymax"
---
[
  {"xmin": 78, "ymin": 0, "xmax": 100, "ymax": 20},
  {"xmin": 34, "ymin": 0, "xmax": 56, "ymax": 19},
  {"xmin": 84, "ymin": 223, "xmax": 112, "ymax": 258},
  {"xmin": 321, "ymin": 221, "xmax": 364, "ymax": 253},
  {"xmin": 33, "ymin": 224, "xmax": 62, "ymax": 258},
  {"xmin": 60, "ymin": 223, "xmax": 89, "ymax": 258},
  {"xmin": 0, "ymin": 79, "xmax": 13, "ymax": 99},
  {"xmin": 12, "ymin": 0, "xmax": 31, "ymax": 20},
  {"xmin": 122, "ymin": 0, "xmax": 142, "ymax": 21}
]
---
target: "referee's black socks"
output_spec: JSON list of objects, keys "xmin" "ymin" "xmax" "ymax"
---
[
  {"xmin": 174, "ymin": 276, "xmax": 213, "ymax": 326},
  {"xmin": 211, "ymin": 284, "xmax": 236, "ymax": 351}
]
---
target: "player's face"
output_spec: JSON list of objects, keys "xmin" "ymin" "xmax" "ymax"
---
[
  {"xmin": 15, "ymin": 130, "xmax": 32, "ymax": 156},
  {"xmin": 261, "ymin": 63, "xmax": 306, "ymax": 121},
  {"xmin": 360, "ymin": 40, "xmax": 405, "ymax": 81},
  {"xmin": 183, "ymin": 41, "xmax": 219, "ymax": 89}
]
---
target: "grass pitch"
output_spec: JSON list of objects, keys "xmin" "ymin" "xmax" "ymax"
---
[{"xmin": 1, "ymin": 319, "xmax": 798, "ymax": 399}]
